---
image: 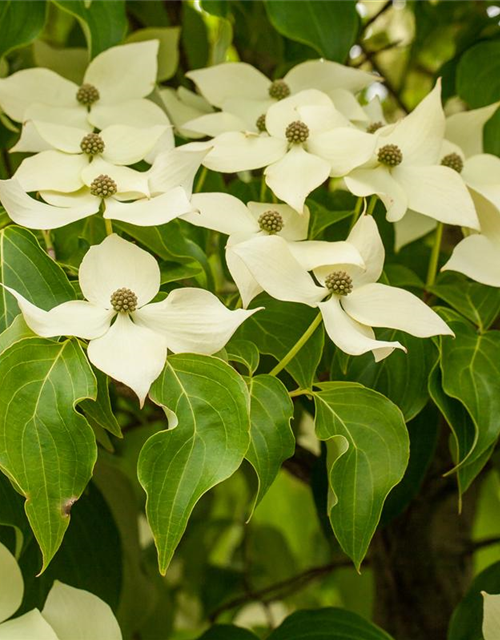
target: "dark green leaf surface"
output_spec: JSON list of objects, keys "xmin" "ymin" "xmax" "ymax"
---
[
  {"xmin": 0, "ymin": 1, "xmax": 47, "ymax": 59},
  {"xmin": 80, "ymin": 368, "xmax": 122, "ymax": 438},
  {"xmin": 226, "ymin": 338, "xmax": 260, "ymax": 374},
  {"xmin": 314, "ymin": 382, "xmax": 409, "ymax": 568},
  {"xmin": 457, "ymin": 40, "xmax": 500, "ymax": 107},
  {"xmin": 0, "ymin": 337, "xmax": 97, "ymax": 571},
  {"xmin": 139, "ymin": 354, "xmax": 250, "ymax": 574},
  {"xmin": 198, "ymin": 625, "xmax": 259, "ymax": 640}
]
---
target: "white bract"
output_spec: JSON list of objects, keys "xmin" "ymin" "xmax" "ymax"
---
[
  {"xmin": 5, "ymin": 235, "xmax": 258, "ymax": 405},
  {"xmin": 483, "ymin": 592, "xmax": 500, "ymax": 640},
  {"xmin": 233, "ymin": 215, "xmax": 453, "ymax": 360},
  {"xmin": 0, "ymin": 146, "xmax": 207, "ymax": 229},
  {"xmin": 0, "ymin": 541, "xmax": 122, "ymax": 639},
  {"xmin": 344, "ymin": 81, "xmax": 479, "ymax": 229},
  {"xmin": 160, "ymin": 86, "xmax": 214, "ymax": 138},
  {"xmin": 0, "ymin": 41, "xmax": 172, "ymax": 154}
]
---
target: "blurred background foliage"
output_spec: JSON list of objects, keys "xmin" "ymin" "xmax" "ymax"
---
[{"xmin": 0, "ymin": 1, "xmax": 500, "ymax": 639}]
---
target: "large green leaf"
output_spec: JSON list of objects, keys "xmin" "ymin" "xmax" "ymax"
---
[
  {"xmin": 53, "ymin": 0, "xmax": 127, "ymax": 59},
  {"xmin": 0, "ymin": 0, "xmax": 47, "ymax": 59},
  {"xmin": 439, "ymin": 309, "xmax": 500, "ymax": 474},
  {"xmin": 268, "ymin": 608, "xmax": 394, "ymax": 639},
  {"xmin": 245, "ymin": 375, "xmax": 295, "ymax": 510},
  {"xmin": 313, "ymin": 382, "xmax": 409, "ymax": 569},
  {"xmin": 265, "ymin": 0, "xmax": 359, "ymax": 62},
  {"xmin": 456, "ymin": 40, "xmax": 500, "ymax": 108},
  {"xmin": 331, "ymin": 329, "xmax": 437, "ymax": 422},
  {"xmin": 80, "ymin": 367, "xmax": 122, "ymax": 438},
  {"xmin": 138, "ymin": 354, "xmax": 250, "ymax": 574},
  {"xmin": 235, "ymin": 294, "xmax": 324, "ymax": 389},
  {"xmin": 197, "ymin": 625, "xmax": 259, "ymax": 640},
  {"xmin": 0, "ymin": 337, "xmax": 97, "ymax": 571},
  {"xmin": 0, "ymin": 226, "xmax": 75, "ymax": 331}
]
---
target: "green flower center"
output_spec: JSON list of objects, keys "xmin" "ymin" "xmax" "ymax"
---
[
  {"xmin": 269, "ymin": 79, "xmax": 290, "ymax": 100},
  {"xmin": 258, "ymin": 210, "xmax": 284, "ymax": 234},
  {"xmin": 325, "ymin": 271, "xmax": 353, "ymax": 296},
  {"xmin": 366, "ymin": 121, "xmax": 384, "ymax": 134},
  {"xmin": 286, "ymin": 120, "xmax": 309, "ymax": 144},
  {"xmin": 256, "ymin": 114, "xmax": 267, "ymax": 133},
  {"xmin": 76, "ymin": 83, "xmax": 100, "ymax": 106},
  {"xmin": 80, "ymin": 133, "xmax": 105, "ymax": 156},
  {"xmin": 378, "ymin": 144, "xmax": 403, "ymax": 167},
  {"xmin": 441, "ymin": 152, "xmax": 463, "ymax": 173},
  {"xmin": 110, "ymin": 287, "xmax": 138, "ymax": 313},
  {"xmin": 90, "ymin": 174, "xmax": 117, "ymax": 198}
]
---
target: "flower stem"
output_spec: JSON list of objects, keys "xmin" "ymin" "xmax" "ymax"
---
[
  {"xmin": 195, "ymin": 166, "xmax": 208, "ymax": 193},
  {"xmin": 41, "ymin": 230, "xmax": 56, "ymax": 260},
  {"xmin": 260, "ymin": 174, "xmax": 267, "ymax": 202},
  {"xmin": 104, "ymin": 218, "xmax": 113, "ymax": 236},
  {"xmin": 269, "ymin": 311, "xmax": 323, "ymax": 377},
  {"xmin": 366, "ymin": 194, "xmax": 377, "ymax": 216},
  {"xmin": 426, "ymin": 222, "xmax": 443, "ymax": 288},
  {"xmin": 349, "ymin": 196, "xmax": 364, "ymax": 231},
  {"xmin": 289, "ymin": 388, "xmax": 313, "ymax": 398}
]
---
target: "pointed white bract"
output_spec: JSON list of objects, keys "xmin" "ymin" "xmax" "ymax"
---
[
  {"xmin": 482, "ymin": 592, "xmax": 500, "ymax": 640},
  {"xmin": 6, "ymin": 235, "xmax": 258, "ymax": 404}
]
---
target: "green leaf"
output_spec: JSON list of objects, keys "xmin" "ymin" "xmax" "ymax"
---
[
  {"xmin": 53, "ymin": 0, "xmax": 127, "ymax": 59},
  {"xmin": 430, "ymin": 273, "xmax": 500, "ymax": 331},
  {"xmin": 265, "ymin": 0, "xmax": 359, "ymax": 62},
  {"xmin": 439, "ymin": 309, "xmax": 500, "ymax": 475},
  {"xmin": 138, "ymin": 354, "xmax": 250, "ymax": 574},
  {"xmin": 307, "ymin": 199, "xmax": 352, "ymax": 240},
  {"xmin": 226, "ymin": 338, "xmax": 260, "ymax": 375},
  {"xmin": 182, "ymin": 3, "xmax": 209, "ymax": 70},
  {"xmin": 313, "ymin": 382, "xmax": 409, "ymax": 569},
  {"xmin": 80, "ymin": 367, "xmax": 122, "ymax": 438},
  {"xmin": 448, "ymin": 560, "xmax": 500, "ymax": 640},
  {"xmin": 0, "ymin": 472, "xmax": 30, "ymax": 554},
  {"xmin": 0, "ymin": 337, "xmax": 97, "ymax": 571},
  {"xmin": 268, "ymin": 607, "xmax": 394, "ymax": 639},
  {"xmin": 33, "ymin": 40, "xmax": 87, "ymax": 84},
  {"xmin": 484, "ymin": 107, "xmax": 500, "ymax": 157},
  {"xmin": 0, "ymin": 314, "xmax": 33, "ymax": 354},
  {"xmin": 246, "ymin": 375, "xmax": 295, "ymax": 510},
  {"xmin": 0, "ymin": 1, "xmax": 47, "ymax": 59},
  {"xmin": 0, "ymin": 226, "xmax": 75, "ymax": 331},
  {"xmin": 332, "ymin": 329, "xmax": 437, "ymax": 422},
  {"xmin": 126, "ymin": 27, "xmax": 180, "ymax": 81},
  {"xmin": 235, "ymin": 294, "xmax": 324, "ymax": 389},
  {"xmin": 457, "ymin": 40, "xmax": 500, "ymax": 108},
  {"xmin": 197, "ymin": 625, "xmax": 259, "ymax": 640}
]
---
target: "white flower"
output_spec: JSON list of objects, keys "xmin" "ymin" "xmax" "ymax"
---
[
  {"xmin": 0, "ymin": 41, "xmax": 172, "ymax": 154},
  {"xmin": 232, "ymin": 215, "xmax": 453, "ymax": 360},
  {"xmin": 185, "ymin": 59, "xmax": 375, "ymax": 132},
  {"xmin": 194, "ymin": 89, "xmax": 376, "ymax": 212},
  {"xmin": 443, "ymin": 192, "xmax": 500, "ymax": 286},
  {"xmin": 182, "ymin": 192, "xmax": 363, "ymax": 307},
  {"xmin": 344, "ymin": 81, "xmax": 480, "ymax": 230},
  {"xmin": 4, "ymin": 235, "xmax": 258, "ymax": 405},
  {"xmin": 0, "ymin": 540, "xmax": 122, "ymax": 639},
  {"xmin": 159, "ymin": 86, "xmax": 214, "ymax": 138},
  {"xmin": 13, "ymin": 122, "xmax": 169, "ymax": 194},
  {"xmin": 483, "ymin": 592, "xmax": 500, "ymax": 640},
  {"xmin": 0, "ymin": 146, "xmax": 207, "ymax": 229}
]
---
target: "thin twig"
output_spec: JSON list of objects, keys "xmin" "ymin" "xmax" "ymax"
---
[
  {"xmin": 359, "ymin": 42, "xmax": 409, "ymax": 113},
  {"xmin": 362, "ymin": 0, "xmax": 393, "ymax": 32}
]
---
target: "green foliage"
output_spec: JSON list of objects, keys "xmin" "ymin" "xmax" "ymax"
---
[{"xmin": 0, "ymin": 1, "xmax": 47, "ymax": 59}]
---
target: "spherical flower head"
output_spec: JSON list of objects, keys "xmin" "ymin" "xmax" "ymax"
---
[
  {"xmin": 286, "ymin": 120, "xmax": 309, "ymax": 144},
  {"xmin": 258, "ymin": 210, "xmax": 284, "ymax": 234},
  {"xmin": 269, "ymin": 79, "xmax": 291, "ymax": 101},
  {"xmin": 441, "ymin": 152, "xmax": 463, "ymax": 173},
  {"xmin": 256, "ymin": 114, "xmax": 267, "ymax": 133},
  {"xmin": 378, "ymin": 144, "xmax": 403, "ymax": 167},
  {"xmin": 80, "ymin": 133, "xmax": 105, "ymax": 156},
  {"xmin": 110, "ymin": 287, "xmax": 138, "ymax": 313},
  {"xmin": 76, "ymin": 83, "xmax": 100, "ymax": 106},
  {"xmin": 325, "ymin": 271, "xmax": 353, "ymax": 296},
  {"xmin": 366, "ymin": 121, "xmax": 384, "ymax": 134},
  {"xmin": 90, "ymin": 174, "xmax": 117, "ymax": 198}
]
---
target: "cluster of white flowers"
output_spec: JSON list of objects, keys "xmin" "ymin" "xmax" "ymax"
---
[{"xmin": 0, "ymin": 42, "xmax": 498, "ymax": 401}]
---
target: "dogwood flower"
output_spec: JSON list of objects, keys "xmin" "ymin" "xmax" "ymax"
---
[
  {"xmin": 344, "ymin": 81, "xmax": 480, "ymax": 229},
  {"xmin": 186, "ymin": 59, "xmax": 375, "ymax": 130},
  {"xmin": 193, "ymin": 89, "xmax": 376, "ymax": 212},
  {"xmin": 0, "ymin": 146, "xmax": 207, "ymax": 229},
  {"xmin": 160, "ymin": 86, "xmax": 214, "ymax": 138},
  {"xmin": 0, "ymin": 41, "xmax": 172, "ymax": 154},
  {"xmin": 13, "ymin": 122, "xmax": 169, "ymax": 194},
  {"xmin": 232, "ymin": 215, "xmax": 453, "ymax": 360},
  {"xmin": 5, "ymin": 235, "xmax": 257, "ymax": 404},
  {"xmin": 483, "ymin": 592, "xmax": 500, "ymax": 640},
  {"xmin": 182, "ymin": 192, "xmax": 364, "ymax": 307},
  {"xmin": 0, "ymin": 540, "xmax": 122, "ymax": 639},
  {"xmin": 442, "ymin": 192, "xmax": 500, "ymax": 286}
]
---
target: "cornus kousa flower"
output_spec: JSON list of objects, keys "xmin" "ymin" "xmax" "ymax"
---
[
  {"xmin": 344, "ymin": 81, "xmax": 480, "ymax": 230},
  {"xmin": 185, "ymin": 59, "xmax": 376, "ymax": 135},
  {"xmin": 232, "ymin": 215, "xmax": 453, "ymax": 360},
  {"xmin": 0, "ymin": 41, "xmax": 172, "ymax": 154},
  {"xmin": 194, "ymin": 89, "xmax": 376, "ymax": 213},
  {"xmin": 482, "ymin": 592, "xmax": 500, "ymax": 640},
  {"xmin": 0, "ymin": 146, "xmax": 207, "ymax": 229},
  {"xmin": 4, "ymin": 235, "xmax": 257, "ymax": 405},
  {"xmin": 182, "ymin": 192, "xmax": 364, "ymax": 307},
  {"xmin": 160, "ymin": 86, "xmax": 214, "ymax": 139},
  {"xmin": 0, "ymin": 541, "xmax": 122, "ymax": 639}
]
